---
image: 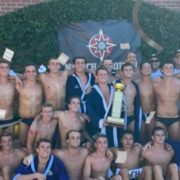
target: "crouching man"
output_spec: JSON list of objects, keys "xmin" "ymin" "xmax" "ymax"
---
[{"xmin": 13, "ymin": 138, "xmax": 70, "ymax": 180}]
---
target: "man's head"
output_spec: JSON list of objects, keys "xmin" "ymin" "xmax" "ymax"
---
[
  {"xmin": 95, "ymin": 65, "xmax": 108, "ymax": 84},
  {"xmin": 125, "ymin": 52, "xmax": 137, "ymax": 66},
  {"xmin": 173, "ymin": 49, "xmax": 180, "ymax": 67},
  {"xmin": 93, "ymin": 133, "xmax": 108, "ymax": 153},
  {"xmin": 121, "ymin": 63, "xmax": 134, "ymax": 79},
  {"xmin": 24, "ymin": 64, "xmax": 37, "ymax": 81},
  {"xmin": 73, "ymin": 57, "xmax": 86, "ymax": 73},
  {"xmin": 0, "ymin": 58, "xmax": 10, "ymax": 77},
  {"xmin": 48, "ymin": 58, "xmax": 60, "ymax": 73},
  {"xmin": 41, "ymin": 103, "xmax": 53, "ymax": 121},
  {"xmin": 121, "ymin": 130, "xmax": 134, "ymax": 149},
  {"xmin": 66, "ymin": 130, "xmax": 81, "ymax": 149},
  {"xmin": 68, "ymin": 96, "xmax": 81, "ymax": 112},
  {"xmin": 160, "ymin": 61, "xmax": 175, "ymax": 77},
  {"xmin": 0, "ymin": 132, "xmax": 13, "ymax": 151},
  {"xmin": 151, "ymin": 126, "xmax": 166, "ymax": 144},
  {"xmin": 140, "ymin": 61, "xmax": 152, "ymax": 76},
  {"xmin": 149, "ymin": 54, "xmax": 160, "ymax": 72},
  {"xmin": 102, "ymin": 59, "xmax": 113, "ymax": 73},
  {"xmin": 36, "ymin": 138, "xmax": 52, "ymax": 159}
]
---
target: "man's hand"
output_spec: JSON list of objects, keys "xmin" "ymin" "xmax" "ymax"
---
[
  {"xmin": 143, "ymin": 141, "xmax": 153, "ymax": 152},
  {"xmin": 85, "ymin": 85, "xmax": 92, "ymax": 94},
  {"xmin": 103, "ymin": 119, "xmax": 109, "ymax": 126},
  {"xmin": 23, "ymin": 154, "xmax": 33, "ymax": 166},
  {"xmin": 81, "ymin": 113, "xmax": 90, "ymax": 122},
  {"xmin": 35, "ymin": 173, "xmax": 46, "ymax": 180}
]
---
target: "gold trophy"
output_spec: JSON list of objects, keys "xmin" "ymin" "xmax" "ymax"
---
[{"xmin": 107, "ymin": 83, "xmax": 125, "ymax": 127}]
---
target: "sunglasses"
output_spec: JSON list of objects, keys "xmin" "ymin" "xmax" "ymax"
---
[{"xmin": 150, "ymin": 60, "xmax": 159, "ymax": 63}]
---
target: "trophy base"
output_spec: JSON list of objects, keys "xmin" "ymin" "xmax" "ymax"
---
[{"xmin": 107, "ymin": 117, "xmax": 125, "ymax": 127}]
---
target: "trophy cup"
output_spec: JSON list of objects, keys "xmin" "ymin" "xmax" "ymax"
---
[{"xmin": 107, "ymin": 83, "xmax": 125, "ymax": 127}]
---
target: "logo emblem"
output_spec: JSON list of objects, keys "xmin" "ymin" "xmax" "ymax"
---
[{"xmin": 87, "ymin": 29, "xmax": 116, "ymax": 62}]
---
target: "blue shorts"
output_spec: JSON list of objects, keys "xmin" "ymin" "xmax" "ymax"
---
[
  {"xmin": 20, "ymin": 117, "xmax": 34, "ymax": 126},
  {"xmin": 0, "ymin": 119, "xmax": 16, "ymax": 129},
  {"xmin": 156, "ymin": 116, "xmax": 179, "ymax": 127}
]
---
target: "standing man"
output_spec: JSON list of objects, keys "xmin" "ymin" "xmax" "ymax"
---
[
  {"xmin": 0, "ymin": 132, "xmax": 27, "ymax": 180},
  {"xmin": 102, "ymin": 59, "xmax": 117, "ymax": 84},
  {"xmin": 16, "ymin": 64, "xmax": 43, "ymax": 147},
  {"xmin": 121, "ymin": 63, "xmax": 141, "ymax": 142},
  {"xmin": 66, "ymin": 57, "xmax": 95, "ymax": 113},
  {"xmin": 27, "ymin": 103, "xmax": 58, "ymax": 154},
  {"xmin": 53, "ymin": 96, "xmax": 92, "ymax": 148},
  {"xmin": 86, "ymin": 65, "xmax": 123, "ymax": 147},
  {"xmin": 149, "ymin": 54, "xmax": 162, "ymax": 79},
  {"xmin": 140, "ymin": 126, "xmax": 179, "ymax": 180},
  {"xmin": 13, "ymin": 138, "xmax": 70, "ymax": 180},
  {"xmin": 53, "ymin": 130, "xmax": 89, "ymax": 180},
  {"xmin": 116, "ymin": 52, "xmax": 141, "ymax": 82},
  {"xmin": 138, "ymin": 61, "xmax": 156, "ymax": 142},
  {"xmin": 83, "ymin": 133, "xmax": 122, "ymax": 180},
  {"xmin": 111, "ymin": 130, "xmax": 143, "ymax": 180},
  {"xmin": 0, "ymin": 59, "xmax": 16, "ymax": 135},
  {"xmin": 39, "ymin": 58, "xmax": 70, "ymax": 110},
  {"xmin": 153, "ymin": 61, "xmax": 180, "ymax": 141}
]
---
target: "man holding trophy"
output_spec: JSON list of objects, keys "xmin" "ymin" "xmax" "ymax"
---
[{"xmin": 86, "ymin": 65, "xmax": 126, "ymax": 147}]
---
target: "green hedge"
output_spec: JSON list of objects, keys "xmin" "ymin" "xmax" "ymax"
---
[{"xmin": 0, "ymin": 0, "xmax": 179, "ymax": 71}]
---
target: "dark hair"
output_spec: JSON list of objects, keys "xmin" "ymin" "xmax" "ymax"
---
[
  {"xmin": 36, "ymin": 138, "xmax": 52, "ymax": 148},
  {"xmin": 72, "ymin": 56, "xmax": 86, "ymax": 64},
  {"xmin": 95, "ymin": 65, "xmax": 108, "ymax": 75},
  {"xmin": 102, "ymin": 59, "xmax": 112, "ymax": 64},
  {"xmin": 0, "ymin": 58, "xmax": 11, "ymax": 67},
  {"xmin": 160, "ymin": 61, "xmax": 175, "ymax": 69},
  {"xmin": 152, "ymin": 126, "xmax": 165, "ymax": 135},
  {"xmin": 149, "ymin": 53, "xmax": 159, "ymax": 60},
  {"xmin": 1, "ymin": 132, "xmax": 13, "ymax": 141},
  {"xmin": 125, "ymin": 51, "xmax": 136, "ymax": 60},
  {"xmin": 42, "ymin": 103, "xmax": 53, "ymax": 109},
  {"xmin": 65, "ymin": 130, "xmax": 81, "ymax": 140},
  {"xmin": 140, "ymin": 61, "xmax": 151, "ymax": 70},
  {"xmin": 48, "ymin": 58, "xmax": 58, "ymax": 65},
  {"xmin": 93, "ymin": 133, "xmax": 108, "ymax": 143},
  {"xmin": 25, "ymin": 63, "xmax": 37, "ymax": 71},
  {"xmin": 67, "ymin": 96, "xmax": 81, "ymax": 105},
  {"xmin": 121, "ymin": 62, "xmax": 134, "ymax": 71},
  {"xmin": 121, "ymin": 129, "xmax": 134, "ymax": 140}
]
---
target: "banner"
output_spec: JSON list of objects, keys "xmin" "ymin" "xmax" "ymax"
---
[{"xmin": 58, "ymin": 20, "xmax": 141, "ymax": 70}]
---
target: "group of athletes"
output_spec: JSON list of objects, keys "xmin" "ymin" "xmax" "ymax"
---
[{"xmin": 0, "ymin": 49, "xmax": 180, "ymax": 180}]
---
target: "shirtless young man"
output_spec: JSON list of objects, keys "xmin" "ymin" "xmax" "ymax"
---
[
  {"xmin": 102, "ymin": 59, "xmax": 117, "ymax": 84},
  {"xmin": 0, "ymin": 132, "xmax": 27, "ymax": 180},
  {"xmin": 111, "ymin": 130, "xmax": 143, "ymax": 180},
  {"xmin": 16, "ymin": 64, "xmax": 43, "ymax": 147},
  {"xmin": 53, "ymin": 96, "xmax": 92, "ymax": 148},
  {"xmin": 39, "ymin": 58, "xmax": 69, "ymax": 110},
  {"xmin": 83, "ymin": 133, "xmax": 122, "ymax": 180},
  {"xmin": 153, "ymin": 61, "xmax": 180, "ymax": 141},
  {"xmin": 27, "ymin": 103, "xmax": 57, "ymax": 154},
  {"xmin": 140, "ymin": 126, "xmax": 179, "ymax": 180},
  {"xmin": 53, "ymin": 130, "xmax": 89, "ymax": 180},
  {"xmin": 66, "ymin": 57, "xmax": 95, "ymax": 113},
  {"xmin": 116, "ymin": 52, "xmax": 141, "ymax": 82},
  {"xmin": 138, "ymin": 62, "xmax": 156, "ymax": 143},
  {"xmin": 0, "ymin": 59, "xmax": 16, "ymax": 135},
  {"xmin": 121, "ymin": 63, "xmax": 141, "ymax": 142}
]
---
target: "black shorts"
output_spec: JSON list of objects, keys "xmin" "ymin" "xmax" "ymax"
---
[
  {"xmin": 0, "ymin": 119, "xmax": 16, "ymax": 129},
  {"xmin": 20, "ymin": 117, "xmax": 34, "ymax": 126},
  {"xmin": 127, "ymin": 115, "xmax": 135, "ymax": 125},
  {"xmin": 156, "ymin": 116, "xmax": 180, "ymax": 126}
]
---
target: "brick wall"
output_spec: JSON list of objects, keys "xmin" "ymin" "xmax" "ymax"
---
[{"xmin": 0, "ymin": 0, "xmax": 180, "ymax": 16}]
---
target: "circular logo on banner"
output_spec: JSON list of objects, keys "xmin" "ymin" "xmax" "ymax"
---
[{"xmin": 87, "ymin": 29, "xmax": 116, "ymax": 62}]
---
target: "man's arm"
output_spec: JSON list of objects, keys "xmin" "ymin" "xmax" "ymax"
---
[
  {"xmin": 83, "ymin": 156, "xmax": 96, "ymax": 180},
  {"xmin": 14, "ymin": 173, "xmax": 45, "ymax": 180},
  {"xmin": 26, "ymin": 122, "xmax": 37, "ymax": 154}
]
